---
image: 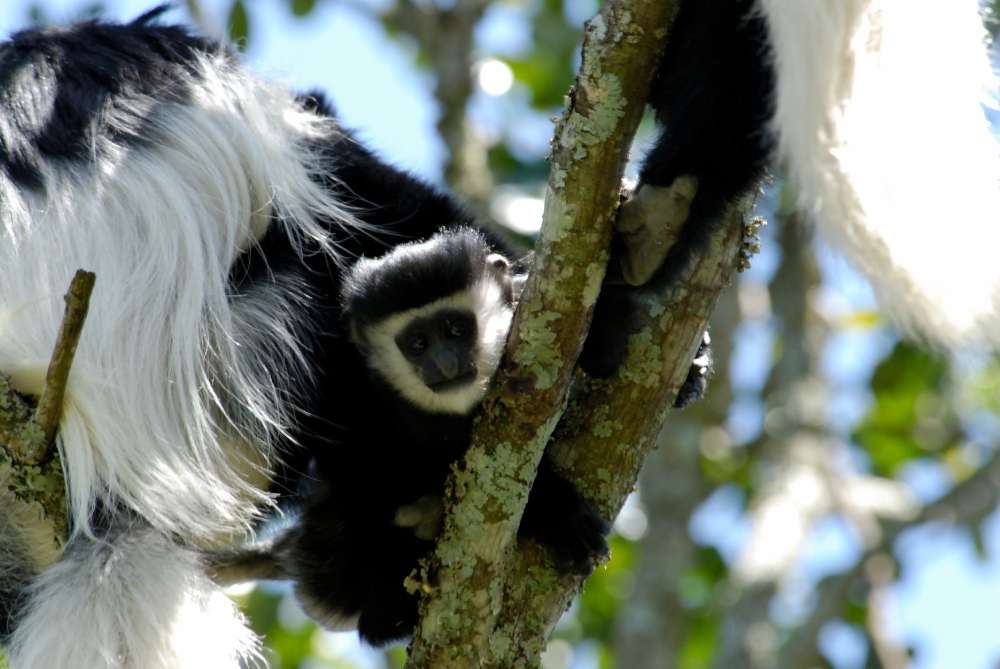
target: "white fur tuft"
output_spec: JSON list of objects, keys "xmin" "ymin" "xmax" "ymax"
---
[
  {"xmin": 0, "ymin": 53, "xmax": 356, "ymax": 541},
  {"xmin": 366, "ymin": 280, "xmax": 514, "ymax": 414},
  {"xmin": 761, "ymin": 0, "xmax": 1000, "ymax": 348},
  {"xmin": 7, "ymin": 522, "xmax": 261, "ymax": 669}
]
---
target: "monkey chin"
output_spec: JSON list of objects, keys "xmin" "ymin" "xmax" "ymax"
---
[{"xmin": 427, "ymin": 371, "xmax": 478, "ymax": 394}]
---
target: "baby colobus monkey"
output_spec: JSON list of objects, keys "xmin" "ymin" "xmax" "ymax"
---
[
  {"xmin": 342, "ymin": 230, "xmax": 523, "ymax": 416},
  {"xmin": 211, "ymin": 229, "xmax": 611, "ymax": 645}
]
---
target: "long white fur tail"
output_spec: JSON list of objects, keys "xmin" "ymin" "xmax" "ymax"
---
[
  {"xmin": 761, "ymin": 0, "xmax": 1000, "ymax": 348},
  {"xmin": 6, "ymin": 521, "xmax": 261, "ymax": 669}
]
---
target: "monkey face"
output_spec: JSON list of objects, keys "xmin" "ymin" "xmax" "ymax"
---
[{"xmin": 395, "ymin": 308, "xmax": 480, "ymax": 392}]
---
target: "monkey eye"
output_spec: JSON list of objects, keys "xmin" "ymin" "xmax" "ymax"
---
[
  {"xmin": 446, "ymin": 319, "xmax": 472, "ymax": 339},
  {"xmin": 407, "ymin": 334, "xmax": 430, "ymax": 353}
]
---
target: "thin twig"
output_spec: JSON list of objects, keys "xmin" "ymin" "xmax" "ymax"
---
[{"xmin": 25, "ymin": 269, "xmax": 96, "ymax": 465}]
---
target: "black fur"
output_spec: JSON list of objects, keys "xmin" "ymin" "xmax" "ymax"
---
[
  {"xmin": 341, "ymin": 229, "xmax": 499, "ymax": 327},
  {"xmin": 0, "ymin": 8, "xmax": 219, "ymax": 190},
  {"xmin": 673, "ymin": 332, "xmax": 712, "ymax": 410},
  {"xmin": 241, "ymin": 227, "xmax": 610, "ymax": 645}
]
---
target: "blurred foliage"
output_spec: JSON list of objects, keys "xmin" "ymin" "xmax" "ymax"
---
[
  {"xmin": 487, "ymin": 143, "xmax": 550, "ymax": 185},
  {"xmin": 506, "ymin": 0, "xmax": 580, "ymax": 109},
  {"xmin": 577, "ymin": 535, "xmax": 635, "ymax": 642},
  {"xmin": 987, "ymin": 0, "xmax": 1000, "ymax": 39},
  {"xmin": 289, "ymin": 0, "xmax": 318, "ymax": 17},
  {"xmin": 242, "ymin": 587, "xmax": 314, "ymax": 669},
  {"xmin": 853, "ymin": 343, "xmax": 958, "ymax": 477},
  {"xmin": 23, "ymin": 1, "xmax": 104, "ymax": 25}
]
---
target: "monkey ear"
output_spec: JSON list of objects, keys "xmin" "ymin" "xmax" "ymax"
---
[
  {"xmin": 487, "ymin": 253, "xmax": 509, "ymax": 272},
  {"xmin": 348, "ymin": 320, "xmax": 370, "ymax": 354}
]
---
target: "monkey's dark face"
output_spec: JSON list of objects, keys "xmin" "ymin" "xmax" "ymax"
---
[
  {"xmin": 395, "ymin": 308, "xmax": 479, "ymax": 392},
  {"xmin": 359, "ymin": 280, "xmax": 514, "ymax": 415}
]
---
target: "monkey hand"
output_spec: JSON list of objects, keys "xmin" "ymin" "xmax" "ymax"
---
[
  {"xmin": 519, "ymin": 464, "xmax": 611, "ymax": 578},
  {"xmin": 393, "ymin": 495, "xmax": 445, "ymax": 541}
]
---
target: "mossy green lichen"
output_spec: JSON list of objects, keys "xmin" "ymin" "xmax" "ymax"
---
[
  {"xmin": 590, "ymin": 405, "xmax": 622, "ymax": 439},
  {"xmin": 538, "ymin": 198, "xmax": 575, "ymax": 243},
  {"xmin": 472, "ymin": 588, "xmax": 490, "ymax": 610},
  {"xmin": 514, "ymin": 295, "xmax": 563, "ymax": 390},
  {"xmin": 738, "ymin": 216, "xmax": 766, "ymax": 273},
  {"xmin": 583, "ymin": 258, "xmax": 608, "ymax": 309},
  {"xmin": 595, "ymin": 468, "xmax": 615, "ymax": 504},
  {"xmin": 658, "ymin": 308, "xmax": 674, "ymax": 332},
  {"xmin": 436, "ymin": 529, "xmax": 479, "ymax": 576},
  {"xmin": 588, "ymin": 12, "xmax": 607, "ymax": 41},
  {"xmin": 0, "ymin": 375, "xmax": 67, "ymax": 550},
  {"xmin": 490, "ymin": 626, "xmax": 514, "ymax": 659},
  {"xmin": 552, "ymin": 168, "xmax": 568, "ymax": 190},
  {"xmin": 419, "ymin": 590, "xmax": 468, "ymax": 643},
  {"xmin": 466, "ymin": 443, "xmax": 530, "ymax": 517},
  {"xmin": 578, "ymin": 72, "xmax": 626, "ymax": 143},
  {"xmin": 619, "ymin": 329, "xmax": 663, "ymax": 387}
]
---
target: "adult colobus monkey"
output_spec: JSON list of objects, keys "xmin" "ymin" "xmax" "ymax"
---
[{"xmin": 0, "ymin": 0, "xmax": 998, "ymax": 666}]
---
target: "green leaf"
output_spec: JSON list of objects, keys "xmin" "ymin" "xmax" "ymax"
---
[
  {"xmin": 861, "ymin": 432, "xmax": 924, "ymax": 475},
  {"xmin": 677, "ymin": 613, "xmax": 718, "ymax": 669},
  {"xmin": 240, "ymin": 586, "xmax": 315, "ymax": 669},
  {"xmin": 853, "ymin": 342, "xmax": 958, "ymax": 475},
  {"xmin": 227, "ymin": 0, "xmax": 250, "ymax": 50},
  {"xmin": 289, "ymin": 0, "xmax": 318, "ymax": 17}
]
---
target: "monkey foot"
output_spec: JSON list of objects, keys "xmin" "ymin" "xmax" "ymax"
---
[{"xmin": 615, "ymin": 175, "xmax": 699, "ymax": 286}]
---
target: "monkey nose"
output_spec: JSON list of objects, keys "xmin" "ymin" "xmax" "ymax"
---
[{"xmin": 432, "ymin": 350, "xmax": 460, "ymax": 379}]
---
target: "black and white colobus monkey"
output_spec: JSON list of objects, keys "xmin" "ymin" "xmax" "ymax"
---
[
  {"xmin": 0, "ymin": 10, "xmax": 613, "ymax": 666},
  {"xmin": 1, "ymin": 0, "xmax": 998, "ymax": 665},
  {"xmin": 212, "ymin": 229, "xmax": 611, "ymax": 645}
]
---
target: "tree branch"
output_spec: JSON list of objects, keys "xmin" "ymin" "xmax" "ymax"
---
[
  {"xmin": 386, "ymin": 0, "xmax": 493, "ymax": 210},
  {"xmin": 775, "ymin": 451, "xmax": 1000, "ymax": 669},
  {"xmin": 31, "ymin": 270, "xmax": 95, "ymax": 464},
  {"xmin": 501, "ymin": 202, "xmax": 759, "ymax": 660},
  {"xmin": 404, "ymin": 1, "xmax": 750, "ymax": 665},
  {"xmin": 0, "ymin": 270, "xmax": 94, "ymax": 558}
]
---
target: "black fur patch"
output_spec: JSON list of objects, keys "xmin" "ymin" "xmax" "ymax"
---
[
  {"xmin": 0, "ymin": 10, "xmax": 224, "ymax": 189},
  {"xmin": 341, "ymin": 229, "xmax": 500, "ymax": 326}
]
